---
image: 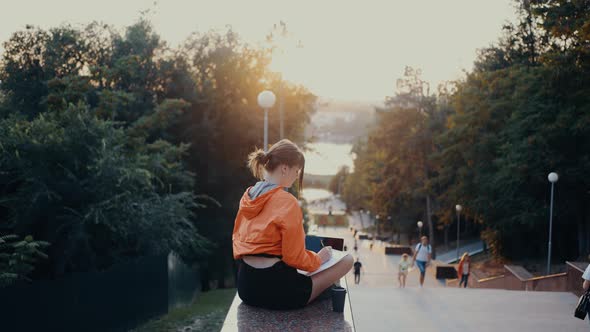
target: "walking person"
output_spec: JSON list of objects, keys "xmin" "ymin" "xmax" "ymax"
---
[
  {"xmin": 457, "ymin": 252, "xmax": 471, "ymax": 288},
  {"xmin": 411, "ymin": 236, "xmax": 432, "ymax": 287},
  {"xmin": 398, "ymin": 253, "xmax": 410, "ymax": 288},
  {"xmin": 353, "ymin": 258, "xmax": 363, "ymax": 284},
  {"xmin": 233, "ymin": 139, "xmax": 353, "ymax": 310}
]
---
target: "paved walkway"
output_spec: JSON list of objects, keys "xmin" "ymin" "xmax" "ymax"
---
[
  {"xmin": 315, "ymin": 226, "xmax": 442, "ymax": 288},
  {"xmin": 313, "ymin": 225, "xmax": 588, "ymax": 332},
  {"xmin": 348, "ymin": 286, "xmax": 587, "ymax": 332},
  {"xmin": 307, "ymin": 195, "xmax": 587, "ymax": 331}
]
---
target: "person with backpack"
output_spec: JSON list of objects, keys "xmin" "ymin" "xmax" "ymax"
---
[
  {"xmin": 411, "ymin": 236, "xmax": 432, "ymax": 287},
  {"xmin": 583, "ymin": 258, "xmax": 590, "ymax": 321}
]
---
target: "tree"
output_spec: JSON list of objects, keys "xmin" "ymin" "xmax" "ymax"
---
[
  {"xmin": 0, "ymin": 106, "xmax": 210, "ymax": 277},
  {"xmin": 329, "ymin": 166, "xmax": 349, "ymax": 195},
  {"xmin": 0, "ymin": 19, "xmax": 317, "ymax": 285}
]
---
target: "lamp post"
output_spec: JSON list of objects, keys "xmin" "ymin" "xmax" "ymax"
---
[
  {"xmin": 367, "ymin": 211, "xmax": 371, "ymax": 239},
  {"xmin": 547, "ymin": 172, "xmax": 559, "ymax": 275},
  {"xmin": 359, "ymin": 209, "xmax": 365, "ymax": 229},
  {"xmin": 257, "ymin": 90, "xmax": 276, "ymax": 152},
  {"xmin": 375, "ymin": 215, "xmax": 380, "ymax": 241},
  {"xmin": 455, "ymin": 204, "xmax": 462, "ymax": 261},
  {"xmin": 387, "ymin": 216, "xmax": 392, "ymax": 242},
  {"xmin": 417, "ymin": 220, "xmax": 424, "ymax": 238}
]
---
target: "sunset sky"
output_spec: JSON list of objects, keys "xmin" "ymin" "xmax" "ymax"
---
[{"xmin": 0, "ymin": 0, "xmax": 517, "ymax": 102}]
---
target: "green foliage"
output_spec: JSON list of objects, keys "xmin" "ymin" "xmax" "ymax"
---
[
  {"xmin": 345, "ymin": 1, "xmax": 590, "ymax": 260},
  {"xmin": 329, "ymin": 166, "xmax": 349, "ymax": 195},
  {"xmin": 0, "ymin": 234, "xmax": 49, "ymax": 287},
  {"xmin": 131, "ymin": 288, "xmax": 236, "ymax": 332},
  {"xmin": 0, "ymin": 18, "xmax": 315, "ymax": 283},
  {"xmin": 0, "ymin": 107, "xmax": 210, "ymax": 275}
]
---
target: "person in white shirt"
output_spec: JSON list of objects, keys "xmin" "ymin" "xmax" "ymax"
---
[
  {"xmin": 398, "ymin": 253, "xmax": 410, "ymax": 288},
  {"xmin": 411, "ymin": 236, "xmax": 432, "ymax": 287},
  {"xmin": 583, "ymin": 260, "xmax": 590, "ymax": 322},
  {"xmin": 582, "ymin": 261, "xmax": 590, "ymax": 292}
]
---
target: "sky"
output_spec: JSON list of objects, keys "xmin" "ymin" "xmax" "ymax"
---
[{"xmin": 0, "ymin": 0, "xmax": 517, "ymax": 102}]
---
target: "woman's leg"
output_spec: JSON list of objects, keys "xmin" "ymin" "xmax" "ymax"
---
[
  {"xmin": 402, "ymin": 274, "xmax": 406, "ymax": 287},
  {"xmin": 398, "ymin": 273, "xmax": 402, "ymax": 287},
  {"xmin": 308, "ymin": 254, "xmax": 354, "ymax": 303}
]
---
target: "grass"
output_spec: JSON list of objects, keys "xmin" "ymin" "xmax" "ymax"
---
[{"xmin": 132, "ymin": 288, "xmax": 236, "ymax": 332}]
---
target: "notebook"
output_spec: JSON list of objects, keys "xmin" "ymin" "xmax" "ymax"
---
[{"xmin": 297, "ymin": 250, "xmax": 349, "ymax": 277}]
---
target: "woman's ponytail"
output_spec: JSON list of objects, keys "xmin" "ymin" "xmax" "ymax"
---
[
  {"xmin": 246, "ymin": 139, "xmax": 305, "ymax": 190},
  {"xmin": 247, "ymin": 148, "xmax": 267, "ymax": 180}
]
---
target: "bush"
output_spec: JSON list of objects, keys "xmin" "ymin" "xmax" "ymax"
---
[
  {"xmin": 0, "ymin": 234, "xmax": 49, "ymax": 287},
  {"xmin": 0, "ymin": 106, "xmax": 209, "ymax": 277}
]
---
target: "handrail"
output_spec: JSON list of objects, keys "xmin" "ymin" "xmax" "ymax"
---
[
  {"xmin": 476, "ymin": 274, "xmax": 505, "ymax": 283},
  {"xmin": 527, "ymin": 272, "xmax": 567, "ymax": 282},
  {"xmin": 566, "ymin": 261, "xmax": 587, "ymax": 273}
]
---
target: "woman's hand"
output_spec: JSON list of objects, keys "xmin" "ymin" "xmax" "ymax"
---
[{"xmin": 318, "ymin": 246, "xmax": 333, "ymax": 263}]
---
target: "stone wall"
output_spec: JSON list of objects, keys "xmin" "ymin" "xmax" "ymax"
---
[
  {"xmin": 567, "ymin": 261, "xmax": 587, "ymax": 296},
  {"xmin": 445, "ymin": 262, "xmax": 581, "ymax": 295}
]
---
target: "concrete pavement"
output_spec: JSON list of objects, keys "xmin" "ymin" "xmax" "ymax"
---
[{"xmin": 314, "ymin": 225, "xmax": 588, "ymax": 332}]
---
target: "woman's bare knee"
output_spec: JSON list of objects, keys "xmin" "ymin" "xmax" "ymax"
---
[
  {"xmin": 340, "ymin": 254, "xmax": 353, "ymax": 275},
  {"xmin": 308, "ymin": 254, "xmax": 353, "ymax": 303}
]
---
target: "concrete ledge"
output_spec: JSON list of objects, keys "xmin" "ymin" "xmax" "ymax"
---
[
  {"xmin": 504, "ymin": 265, "xmax": 533, "ymax": 282},
  {"xmin": 383, "ymin": 245, "xmax": 412, "ymax": 255},
  {"xmin": 566, "ymin": 261, "xmax": 587, "ymax": 296},
  {"xmin": 221, "ymin": 277, "xmax": 354, "ymax": 332},
  {"xmin": 436, "ymin": 265, "xmax": 457, "ymax": 279},
  {"xmin": 566, "ymin": 261, "xmax": 587, "ymax": 273}
]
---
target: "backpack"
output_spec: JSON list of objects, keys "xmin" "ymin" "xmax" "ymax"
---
[{"xmin": 417, "ymin": 243, "xmax": 431, "ymax": 255}]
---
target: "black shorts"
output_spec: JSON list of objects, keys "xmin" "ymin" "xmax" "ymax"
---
[{"xmin": 237, "ymin": 260, "xmax": 313, "ymax": 310}]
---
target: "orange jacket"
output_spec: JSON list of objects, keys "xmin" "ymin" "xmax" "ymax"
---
[{"xmin": 232, "ymin": 186, "xmax": 321, "ymax": 272}]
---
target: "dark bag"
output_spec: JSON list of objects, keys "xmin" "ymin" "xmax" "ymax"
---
[{"xmin": 574, "ymin": 290, "xmax": 590, "ymax": 320}]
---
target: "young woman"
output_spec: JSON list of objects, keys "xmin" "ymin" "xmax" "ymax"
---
[
  {"xmin": 457, "ymin": 252, "xmax": 471, "ymax": 288},
  {"xmin": 233, "ymin": 139, "xmax": 353, "ymax": 310}
]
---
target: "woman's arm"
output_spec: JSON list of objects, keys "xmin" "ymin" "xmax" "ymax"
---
[
  {"xmin": 280, "ymin": 200, "xmax": 322, "ymax": 272},
  {"xmin": 583, "ymin": 279, "xmax": 590, "ymax": 291}
]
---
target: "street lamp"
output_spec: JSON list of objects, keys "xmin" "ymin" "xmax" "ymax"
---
[
  {"xmin": 455, "ymin": 204, "xmax": 462, "ymax": 261},
  {"xmin": 417, "ymin": 220, "xmax": 424, "ymax": 237},
  {"xmin": 376, "ymin": 215, "xmax": 380, "ymax": 240},
  {"xmin": 359, "ymin": 209, "xmax": 365, "ymax": 229},
  {"xmin": 367, "ymin": 211, "xmax": 372, "ymax": 240},
  {"xmin": 257, "ymin": 90, "xmax": 276, "ymax": 152},
  {"xmin": 547, "ymin": 172, "xmax": 558, "ymax": 275},
  {"xmin": 387, "ymin": 216, "xmax": 392, "ymax": 242}
]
